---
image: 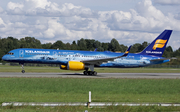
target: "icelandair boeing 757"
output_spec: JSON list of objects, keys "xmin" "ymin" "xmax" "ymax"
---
[{"xmin": 2, "ymin": 30, "xmax": 173, "ymax": 75}]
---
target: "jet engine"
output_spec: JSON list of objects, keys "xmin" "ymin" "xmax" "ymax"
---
[{"xmin": 60, "ymin": 61, "xmax": 85, "ymax": 71}]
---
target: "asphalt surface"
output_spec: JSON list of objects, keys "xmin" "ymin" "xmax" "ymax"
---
[{"xmin": 0, "ymin": 72, "xmax": 180, "ymax": 78}]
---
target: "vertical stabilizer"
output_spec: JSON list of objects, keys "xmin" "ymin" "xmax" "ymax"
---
[{"xmin": 139, "ymin": 30, "xmax": 172, "ymax": 57}]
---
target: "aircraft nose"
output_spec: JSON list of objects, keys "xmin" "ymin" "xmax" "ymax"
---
[{"xmin": 2, "ymin": 55, "xmax": 8, "ymax": 61}]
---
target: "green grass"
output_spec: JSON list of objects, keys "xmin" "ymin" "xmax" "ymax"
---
[
  {"xmin": 1, "ymin": 65, "xmax": 180, "ymax": 111},
  {"xmin": 1, "ymin": 65, "xmax": 180, "ymax": 73},
  {"xmin": 0, "ymin": 78, "xmax": 180, "ymax": 103}
]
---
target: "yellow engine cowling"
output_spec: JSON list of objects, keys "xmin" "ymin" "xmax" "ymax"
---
[
  {"xmin": 60, "ymin": 61, "xmax": 85, "ymax": 71},
  {"xmin": 60, "ymin": 65, "xmax": 67, "ymax": 70}
]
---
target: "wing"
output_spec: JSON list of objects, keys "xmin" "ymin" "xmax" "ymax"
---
[{"xmin": 80, "ymin": 46, "xmax": 132, "ymax": 65}]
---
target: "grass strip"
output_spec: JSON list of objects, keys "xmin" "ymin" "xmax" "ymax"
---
[{"xmin": 0, "ymin": 78, "xmax": 180, "ymax": 103}]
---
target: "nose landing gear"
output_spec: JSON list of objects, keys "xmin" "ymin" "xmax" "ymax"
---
[{"xmin": 20, "ymin": 63, "xmax": 25, "ymax": 73}]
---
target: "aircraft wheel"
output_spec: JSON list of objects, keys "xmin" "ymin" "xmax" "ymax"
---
[
  {"xmin": 93, "ymin": 71, "xmax": 97, "ymax": 76},
  {"xmin": 83, "ymin": 71, "xmax": 88, "ymax": 75},
  {"xmin": 21, "ymin": 70, "xmax": 25, "ymax": 73},
  {"xmin": 88, "ymin": 71, "xmax": 93, "ymax": 75}
]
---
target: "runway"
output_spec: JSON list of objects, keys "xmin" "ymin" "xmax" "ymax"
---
[{"xmin": 0, "ymin": 72, "xmax": 180, "ymax": 78}]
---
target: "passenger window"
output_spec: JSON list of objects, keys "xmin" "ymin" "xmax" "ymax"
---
[{"xmin": 8, "ymin": 52, "xmax": 14, "ymax": 55}]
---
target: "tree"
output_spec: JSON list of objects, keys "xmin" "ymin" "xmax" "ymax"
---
[
  {"xmin": 172, "ymin": 47, "xmax": 180, "ymax": 57},
  {"xmin": 42, "ymin": 43, "xmax": 52, "ymax": 49},
  {"xmin": 119, "ymin": 44, "xmax": 128, "ymax": 52},
  {"xmin": 77, "ymin": 38, "xmax": 87, "ymax": 50},
  {"xmin": 109, "ymin": 38, "xmax": 121, "ymax": 52},
  {"xmin": 93, "ymin": 40, "xmax": 102, "ymax": 49},
  {"xmin": 97, "ymin": 47, "xmax": 104, "ymax": 51},
  {"xmin": 20, "ymin": 37, "xmax": 42, "ymax": 48},
  {"xmin": 51, "ymin": 40, "xmax": 65, "ymax": 49},
  {"xmin": 65, "ymin": 43, "xmax": 71, "ymax": 50},
  {"xmin": 71, "ymin": 41, "xmax": 78, "ymax": 50},
  {"xmin": 102, "ymin": 42, "xmax": 109, "ymax": 51},
  {"xmin": 131, "ymin": 43, "xmax": 142, "ymax": 53},
  {"xmin": 139, "ymin": 41, "xmax": 149, "ymax": 52},
  {"xmin": 163, "ymin": 46, "xmax": 173, "ymax": 58},
  {"xmin": 85, "ymin": 39, "xmax": 95, "ymax": 51}
]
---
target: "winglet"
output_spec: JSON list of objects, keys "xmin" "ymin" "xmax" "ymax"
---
[
  {"xmin": 116, "ymin": 45, "xmax": 131, "ymax": 58},
  {"xmin": 94, "ymin": 48, "xmax": 97, "ymax": 51},
  {"xmin": 122, "ymin": 45, "xmax": 132, "ymax": 57}
]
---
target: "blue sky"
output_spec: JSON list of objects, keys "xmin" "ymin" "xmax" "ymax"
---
[{"xmin": 0, "ymin": 0, "xmax": 180, "ymax": 50}]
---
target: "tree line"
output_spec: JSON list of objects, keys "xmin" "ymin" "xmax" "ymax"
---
[{"xmin": 0, "ymin": 36, "xmax": 180, "ymax": 64}]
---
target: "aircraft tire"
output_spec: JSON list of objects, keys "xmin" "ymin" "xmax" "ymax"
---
[
  {"xmin": 88, "ymin": 71, "xmax": 93, "ymax": 75},
  {"xmin": 21, "ymin": 70, "xmax": 25, "ymax": 73},
  {"xmin": 93, "ymin": 71, "xmax": 97, "ymax": 76},
  {"xmin": 83, "ymin": 71, "xmax": 88, "ymax": 75}
]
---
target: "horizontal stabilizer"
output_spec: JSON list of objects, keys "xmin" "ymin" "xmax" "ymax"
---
[{"xmin": 150, "ymin": 57, "xmax": 177, "ymax": 62}]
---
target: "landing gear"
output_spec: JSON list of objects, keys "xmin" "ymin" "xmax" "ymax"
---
[
  {"xmin": 22, "ymin": 70, "xmax": 25, "ymax": 73},
  {"xmin": 83, "ymin": 65, "xmax": 97, "ymax": 76},
  {"xmin": 83, "ymin": 71, "xmax": 97, "ymax": 75},
  {"xmin": 21, "ymin": 63, "xmax": 25, "ymax": 73},
  {"xmin": 83, "ymin": 71, "xmax": 88, "ymax": 75},
  {"xmin": 93, "ymin": 71, "xmax": 97, "ymax": 76}
]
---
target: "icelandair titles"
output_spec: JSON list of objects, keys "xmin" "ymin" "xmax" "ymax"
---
[
  {"xmin": 25, "ymin": 50, "xmax": 50, "ymax": 54},
  {"xmin": 146, "ymin": 51, "xmax": 162, "ymax": 54}
]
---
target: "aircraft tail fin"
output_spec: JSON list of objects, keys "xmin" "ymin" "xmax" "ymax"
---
[{"xmin": 139, "ymin": 30, "xmax": 172, "ymax": 57}]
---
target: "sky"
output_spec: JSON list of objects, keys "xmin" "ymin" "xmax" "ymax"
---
[{"xmin": 0, "ymin": 0, "xmax": 180, "ymax": 50}]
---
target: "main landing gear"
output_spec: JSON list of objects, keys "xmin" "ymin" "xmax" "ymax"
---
[
  {"xmin": 21, "ymin": 63, "xmax": 25, "ymax": 73},
  {"xmin": 83, "ymin": 65, "xmax": 97, "ymax": 76},
  {"xmin": 83, "ymin": 70, "xmax": 97, "ymax": 75}
]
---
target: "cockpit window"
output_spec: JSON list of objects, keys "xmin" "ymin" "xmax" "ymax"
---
[{"xmin": 8, "ymin": 52, "xmax": 14, "ymax": 55}]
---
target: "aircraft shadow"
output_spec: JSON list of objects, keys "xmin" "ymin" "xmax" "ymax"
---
[{"xmin": 57, "ymin": 73, "xmax": 104, "ymax": 77}]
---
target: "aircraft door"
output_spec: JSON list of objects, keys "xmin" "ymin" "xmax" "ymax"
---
[
  {"xmin": 19, "ymin": 50, "xmax": 24, "ymax": 58},
  {"xmin": 53, "ymin": 51, "xmax": 57, "ymax": 56},
  {"xmin": 53, "ymin": 51, "xmax": 57, "ymax": 59}
]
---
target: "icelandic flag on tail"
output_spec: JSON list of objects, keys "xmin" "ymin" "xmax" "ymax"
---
[{"xmin": 139, "ymin": 30, "xmax": 172, "ymax": 57}]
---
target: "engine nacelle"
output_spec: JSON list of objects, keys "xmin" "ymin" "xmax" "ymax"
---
[
  {"xmin": 60, "ymin": 61, "xmax": 85, "ymax": 71},
  {"xmin": 60, "ymin": 65, "xmax": 67, "ymax": 70}
]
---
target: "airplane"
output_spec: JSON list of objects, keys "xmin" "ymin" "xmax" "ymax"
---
[{"xmin": 2, "ymin": 30, "xmax": 172, "ymax": 75}]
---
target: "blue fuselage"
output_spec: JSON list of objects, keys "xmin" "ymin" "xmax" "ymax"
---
[{"xmin": 2, "ymin": 48, "xmax": 170, "ymax": 68}]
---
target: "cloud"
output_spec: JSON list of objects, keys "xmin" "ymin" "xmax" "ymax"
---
[
  {"xmin": 7, "ymin": 2, "xmax": 24, "ymax": 15},
  {"xmin": 154, "ymin": 0, "xmax": 180, "ymax": 5},
  {"xmin": 6, "ymin": 0, "xmax": 97, "ymax": 17},
  {"xmin": 43, "ymin": 18, "xmax": 68, "ymax": 38},
  {"xmin": 7, "ymin": 2, "xmax": 24, "ymax": 10},
  {"xmin": 99, "ymin": 0, "xmax": 180, "ymax": 32},
  {"xmin": 25, "ymin": 0, "xmax": 51, "ymax": 9},
  {"xmin": 0, "ymin": 6, "xmax": 3, "ymax": 13},
  {"xmin": 175, "ymin": 13, "xmax": 180, "ymax": 20},
  {"xmin": 0, "ymin": 0, "xmax": 180, "ymax": 50},
  {"xmin": 0, "ymin": 17, "xmax": 5, "ymax": 28}
]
